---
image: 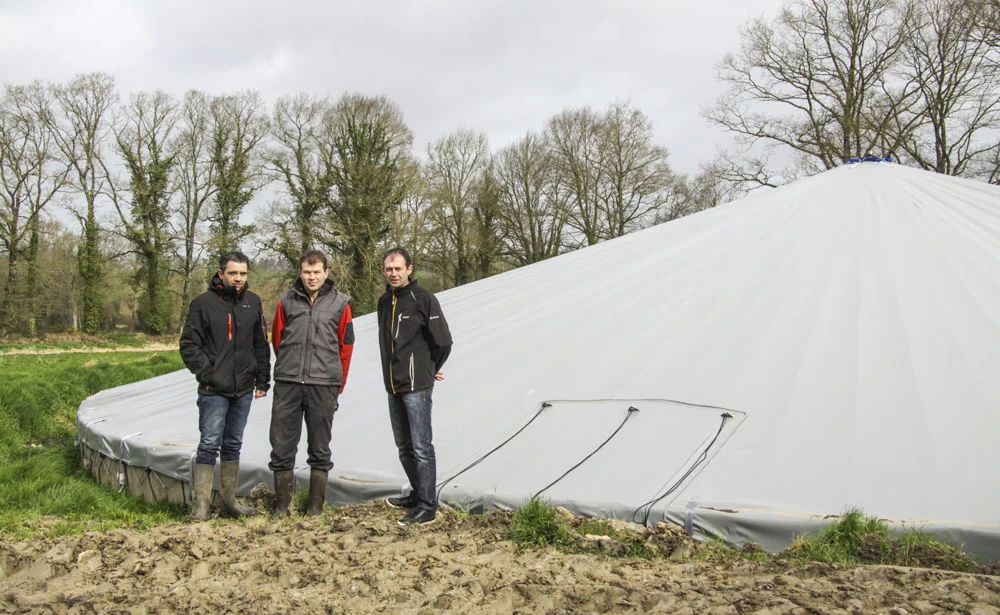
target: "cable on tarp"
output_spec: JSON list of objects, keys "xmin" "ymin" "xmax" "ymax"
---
[
  {"xmin": 533, "ymin": 405, "xmax": 640, "ymax": 499},
  {"xmin": 435, "ymin": 401, "xmax": 552, "ymax": 502},
  {"xmin": 631, "ymin": 412, "xmax": 733, "ymax": 526}
]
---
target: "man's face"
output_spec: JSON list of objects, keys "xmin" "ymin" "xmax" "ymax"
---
[
  {"xmin": 219, "ymin": 261, "xmax": 248, "ymax": 292},
  {"xmin": 383, "ymin": 254, "xmax": 413, "ymax": 289},
  {"xmin": 300, "ymin": 260, "xmax": 329, "ymax": 293}
]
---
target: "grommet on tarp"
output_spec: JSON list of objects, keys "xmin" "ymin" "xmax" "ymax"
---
[
  {"xmin": 78, "ymin": 418, "xmax": 106, "ymax": 470},
  {"xmin": 117, "ymin": 432, "xmax": 142, "ymax": 492}
]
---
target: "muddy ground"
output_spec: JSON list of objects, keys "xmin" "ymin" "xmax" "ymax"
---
[{"xmin": 1, "ymin": 500, "xmax": 998, "ymax": 615}]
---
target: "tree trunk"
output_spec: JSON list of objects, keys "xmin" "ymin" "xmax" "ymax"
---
[
  {"xmin": 25, "ymin": 216, "xmax": 39, "ymax": 336},
  {"xmin": 2, "ymin": 248, "xmax": 19, "ymax": 334},
  {"xmin": 79, "ymin": 206, "xmax": 103, "ymax": 334}
]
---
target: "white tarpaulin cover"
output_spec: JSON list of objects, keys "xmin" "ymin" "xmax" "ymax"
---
[{"xmin": 77, "ymin": 161, "xmax": 1000, "ymax": 561}]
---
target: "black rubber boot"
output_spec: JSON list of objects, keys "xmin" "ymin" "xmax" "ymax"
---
[
  {"xmin": 307, "ymin": 469, "xmax": 328, "ymax": 517},
  {"xmin": 273, "ymin": 470, "xmax": 293, "ymax": 517},
  {"xmin": 190, "ymin": 463, "xmax": 214, "ymax": 521},
  {"xmin": 218, "ymin": 460, "xmax": 257, "ymax": 518}
]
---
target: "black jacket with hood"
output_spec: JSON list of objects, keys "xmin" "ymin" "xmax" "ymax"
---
[
  {"xmin": 179, "ymin": 274, "xmax": 271, "ymax": 397},
  {"xmin": 377, "ymin": 279, "xmax": 453, "ymax": 394}
]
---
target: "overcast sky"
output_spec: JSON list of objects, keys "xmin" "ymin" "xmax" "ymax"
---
[{"xmin": 0, "ymin": 0, "xmax": 787, "ymax": 176}]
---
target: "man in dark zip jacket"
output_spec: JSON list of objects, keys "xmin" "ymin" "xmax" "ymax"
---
[
  {"xmin": 268, "ymin": 250, "xmax": 354, "ymax": 517},
  {"xmin": 179, "ymin": 251, "xmax": 271, "ymax": 521},
  {"xmin": 377, "ymin": 247, "xmax": 453, "ymax": 526}
]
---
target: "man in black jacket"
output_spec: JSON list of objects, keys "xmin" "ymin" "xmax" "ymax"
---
[
  {"xmin": 269, "ymin": 250, "xmax": 354, "ymax": 517},
  {"xmin": 179, "ymin": 251, "xmax": 271, "ymax": 521},
  {"xmin": 377, "ymin": 247, "xmax": 453, "ymax": 526}
]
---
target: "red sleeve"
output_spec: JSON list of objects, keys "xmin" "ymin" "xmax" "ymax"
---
[
  {"xmin": 272, "ymin": 301, "xmax": 286, "ymax": 355},
  {"xmin": 337, "ymin": 304, "xmax": 354, "ymax": 394}
]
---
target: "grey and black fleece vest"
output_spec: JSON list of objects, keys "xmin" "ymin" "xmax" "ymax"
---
[{"xmin": 273, "ymin": 280, "xmax": 351, "ymax": 387}]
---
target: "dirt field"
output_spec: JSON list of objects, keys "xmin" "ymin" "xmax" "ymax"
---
[{"xmin": 1, "ymin": 500, "xmax": 998, "ymax": 615}]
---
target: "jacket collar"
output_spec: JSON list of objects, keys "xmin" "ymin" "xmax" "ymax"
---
[
  {"xmin": 386, "ymin": 278, "xmax": 418, "ymax": 294},
  {"xmin": 293, "ymin": 277, "xmax": 335, "ymax": 301},
  {"xmin": 209, "ymin": 273, "xmax": 248, "ymax": 301}
]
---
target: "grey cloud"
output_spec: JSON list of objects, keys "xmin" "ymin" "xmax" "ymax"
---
[{"xmin": 1, "ymin": 0, "xmax": 787, "ymax": 174}]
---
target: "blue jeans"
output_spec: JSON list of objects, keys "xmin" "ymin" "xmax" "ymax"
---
[
  {"xmin": 196, "ymin": 392, "xmax": 253, "ymax": 465},
  {"xmin": 387, "ymin": 389, "xmax": 436, "ymax": 511}
]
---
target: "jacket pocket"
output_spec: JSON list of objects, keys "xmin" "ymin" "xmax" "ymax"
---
[
  {"xmin": 198, "ymin": 363, "xmax": 214, "ymax": 386},
  {"xmin": 273, "ymin": 342, "xmax": 301, "ymax": 380},
  {"xmin": 197, "ymin": 349, "xmax": 217, "ymax": 386}
]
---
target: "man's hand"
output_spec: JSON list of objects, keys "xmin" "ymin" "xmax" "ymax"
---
[
  {"xmin": 255, "ymin": 389, "xmax": 267, "ymax": 399},
  {"xmin": 434, "ymin": 371, "xmax": 445, "ymax": 381}
]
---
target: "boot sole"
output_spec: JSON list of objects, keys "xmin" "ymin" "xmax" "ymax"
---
[
  {"xmin": 398, "ymin": 515, "xmax": 437, "ymax": 527},
  {"xmin": 386, "ymin": 498, "xmax": 418, "ymax": 509}
]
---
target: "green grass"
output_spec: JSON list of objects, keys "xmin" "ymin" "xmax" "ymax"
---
[
  {"xmin": 506, "ymin": 501, "xmax": 979, "ymax": 572},
  {"xmin": 690, "ymin": 535, "xmax": 772, "ymax": 562},
  {"xmin": 292, "ymin": 487, "xmax": 310, "ymax": 514},
  {"xmin": 782, "ymin": 508, "xmax": 889, "ymax": 564},
  {"xmin": 781, "ymin": 508, "xmax": 978, "ymax": 571},
  {"xmin": 0, "ymin": 332, "xmax": 172, "ymax": 352},
  {"xmin": 0, "ymin": 350, "xmax": 188, "ymax": 538},
  {"xmin": 892, "ymin": 530, "xmax": 978, "ymax": 572},
  {"xmin": 507, "ymin": 497, "xmax": 574, "ymax": 550},
  {"xmin": 442, "ymin": 501, "xmax": 475, "ymax": 520},
  {"xmin": 508, "ymin": 499, "xmax": 653, "ymax": 557},
  {"xmin": 575, "ymin": 518, "xmax": 655, "ymax": 558}
]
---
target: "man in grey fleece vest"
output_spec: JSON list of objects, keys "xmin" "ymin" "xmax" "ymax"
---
[{"xmin": 268, "ymin": 250, "xmax": 354, "ymax": 516}]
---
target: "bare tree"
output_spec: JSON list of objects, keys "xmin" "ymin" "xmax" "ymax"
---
[
  {"xmin": 694, "ymin": 146, "xmax": 783, "ymax": 200},
  {"xmin": 424, "ymin": 128, "xmax": 488, "ymax": 287},
  {"xmin": 172, "ymin": 90, "xmax": 216, "ymax": 327},
  {"xmin": 975, "ymin": 0, "xmax": 1000, "ymax": 60},
  {"xmin": 46, "ymin": 73, "xmax": 118, "ymax": 333},
  {"xmin": 319, "ymin": 93, "xmax": 413, "ymax": 313},
  {"xmin": 898, "ymin": 0, "xmax": 1000, "ymax": 175},
  {"xmin": 706, "ymin": 0, "xmax": 920, "ymax": 179},
  {"xmin": 0, "ymin": 83, "xmax": 66, "ymax": 334},
  {"xmin": 654, "ymin": 166, "xmax": 738, "ymax": 223},
  {"xmin": 494, "ymin": 132, "xmax": 565, "ymax": 266},
  {"xmin": 263, "ymin": 93, "xmax": 331, "ymax": 269},
  {"xmin": 19, "ymin": 219, "xmax": 81, "ymax": 332},
  {"xmin": 389, "ymin": 161, "xmax": 435, "ymax": 269},
  {"xmin": 109, "ymin": 90, "xmax": 179, "ymax": 334},
  {"xmin": 469, "ymin": 159, "xmax": 504, "ymax": 280},
  {"xmin": 547, "ymin": 107, "xmax": 605, "ymax": 247},
  {"xmin": 547, "ymin": 103, "xmax": 674, "ymax": 245},
  {"xmin": 598, "ymin": 102, "xmax": 675, "ymax": 238},
  {"xmin": 206, "ymin": 90, "xmax": 269, "ymax": 255}
]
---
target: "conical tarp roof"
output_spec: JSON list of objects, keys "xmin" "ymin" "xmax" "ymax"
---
[{"xmin": 77, "ymin": 161, "xmax": 1000, "ymax": 560}]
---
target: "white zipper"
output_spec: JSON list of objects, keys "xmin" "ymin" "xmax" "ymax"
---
[{"xmin": 409, "ymin": 354, "xmax": 415, "ymax": 391}]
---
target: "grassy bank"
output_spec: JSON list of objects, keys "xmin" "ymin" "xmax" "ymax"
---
[
  {"xmin": 0, "ymin": 350, "xmax": 188, "ymax": 539},
  {"xmin": 505, "ymin": 498, "xmax": 987, "ymax": 573},
  {"xmin": 0, "ymin": 332, "xmax": 177, "ymax": 353}
]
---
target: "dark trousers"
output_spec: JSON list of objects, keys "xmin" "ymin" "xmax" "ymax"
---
[
  {"xmin": 387, "ymin": 389, "xmax": 436, "ymax": 511},
  {"xmin": 196, "ymin": 392, "xmax": 253, "ymax": 465},
  {"xmin": 268, "ymin": 381, "xmax": 339, "ymax": 472}
]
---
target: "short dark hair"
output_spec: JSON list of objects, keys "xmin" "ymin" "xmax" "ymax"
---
[
  {"xmin": 300, "ymin": 250, "xmax": 328, "ymax": 270},
  {"xmin": 219, "ymin": 251, "xmax": 249, "ymax": 271},
  {"xmin": 382, "ymin": 247, "xmax": 412, "ymax": 268}
]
